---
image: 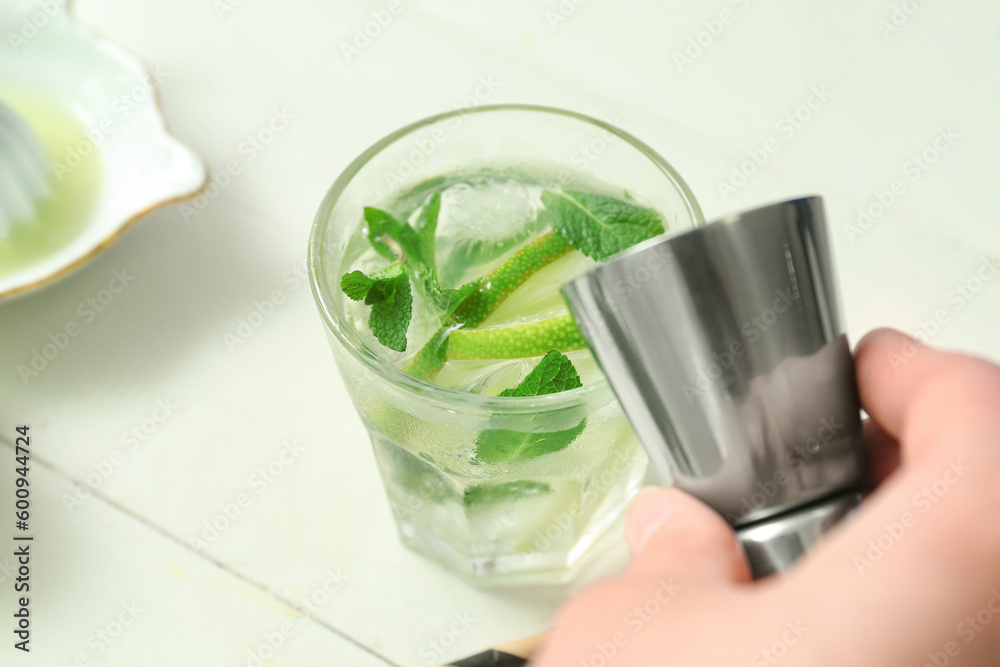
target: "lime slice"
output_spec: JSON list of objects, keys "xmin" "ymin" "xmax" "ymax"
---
[{"xmin": 448, "ymin": 314, "xmax": 586, "ymax": 360}]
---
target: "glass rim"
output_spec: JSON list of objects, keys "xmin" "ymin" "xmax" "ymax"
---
[{"xmin": 308, "ymin": 103, "xmax": 704, "ymax": 414}]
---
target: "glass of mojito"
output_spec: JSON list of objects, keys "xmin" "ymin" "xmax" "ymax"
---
[{"xmin": 309, "ymin": 105, "xmax": 703, "ymax": 584}]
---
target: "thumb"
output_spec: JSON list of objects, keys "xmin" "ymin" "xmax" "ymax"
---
[{"xmin": 625, "ymin": 487, "xmax": 752, "ymax": 585}]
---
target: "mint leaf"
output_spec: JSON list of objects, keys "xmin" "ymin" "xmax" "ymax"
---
[
  {"xmin": 474, "ymin": 351, "xmax": 586, "ymax": 465},
  {"xmin": 364, "ymin": 207, "xmax": 422, "ymax": 262},
  {"xmin": 400, "ymin": 266, "xmax": 484, "ymax": 381},
  {"xmin": 417, "ymin": 192, "xmax": 442, "ymax": 274},
  {"xmin": 340, "ymin": 263, "xmax": 405, "ymax": 301},
  {"xmin": 340, "ymin": 271, "xmax": 374, "ymax": 301},
  {"xmin": 539, "ymin": 189, "xmax": 664, "ymax": 261},
  {"xmin": 414, "ymin": 262, "xmax": 478, "ymax": 319},
  {"xmin": 475, "ymin": 419, "xmax": 586, "ymax": 465},
  {"xmin": 498, "ymin": 350, "xmax": 583, "ymax": 397},
  {"xmin": 342, "ymin": 265, "xmax": 412, "ymax": 352},
  {"xmin": 367, "ymin": 273, "xmax": 411, "ymax": 352},
  {"xmin": 349, "ymin": 202, "xmax": 459, "ymax": 354},
  {"xmin": 347, "ymin": 201, "xmax": 452, "ymax": 353},
  {"xmin": 344, "ymin": 201, "xmax": 470, "ymax": 357},
  {"xmin": 412, "ymin": 195, "xmax": 477, "ymax": 318},
  {"xmin": 464, "ymin": 480, "xmax": 551, "ymax": 507}
]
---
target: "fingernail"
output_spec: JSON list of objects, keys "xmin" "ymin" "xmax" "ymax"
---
[{"xmin": 626, "ymin": 490, "xmax": 675, "ymax": 554}]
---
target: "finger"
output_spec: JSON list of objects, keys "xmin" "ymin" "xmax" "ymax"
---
[
  {"xmin": 625, "ymin": 488, "xmax": 751, "ymax": 585},
  {"xmin": 852, "ymin": 327, "xmax": 1000, "ymax": 543},
  {"xmin": 855, "ymin": 327, "xmax": 1000, "ymax": 468},
  {"xmin": 785, "ymin": 330, "xmax": 1000, "ymax": 661},
  {"xmin": 863, "ymin": 417, "xmax": 900, "ymax": 488}
]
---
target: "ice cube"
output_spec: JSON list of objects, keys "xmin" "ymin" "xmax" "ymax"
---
[{"xmin": 433, "ymin": 176, "xmax": 545, "ymax": 286}]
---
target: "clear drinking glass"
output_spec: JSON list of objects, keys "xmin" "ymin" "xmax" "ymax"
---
[{"xmin": 309, "ymin": 105, "xmax": 703, "ymax": 585}]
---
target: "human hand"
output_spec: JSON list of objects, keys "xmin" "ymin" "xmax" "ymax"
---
[{"xmin": 533, "ymin": 328, "xmax": 1000, "ymax": 667}]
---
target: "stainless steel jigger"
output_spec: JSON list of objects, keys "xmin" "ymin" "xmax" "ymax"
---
[{"xmin": 562, "ymin": 196, "xmax": 867, "ymax": 577}]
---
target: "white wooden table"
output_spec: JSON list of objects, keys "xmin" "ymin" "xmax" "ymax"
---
[{"xmin": 2, "ymin": 1, "xmax": 999, "ymax": 664}]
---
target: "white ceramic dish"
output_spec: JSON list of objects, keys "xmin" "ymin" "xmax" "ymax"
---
[{"xmin": 0, "ymin": 0, "xmax": 206, "ymax": 299}]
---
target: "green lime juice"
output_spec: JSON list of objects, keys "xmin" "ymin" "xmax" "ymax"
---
[{"xmin": 0, "ymin": 86, "xmax": 103, "ymax": 278}]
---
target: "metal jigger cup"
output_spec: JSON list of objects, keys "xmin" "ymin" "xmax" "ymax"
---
[{"xmin": 562, "ymin": 196, "xmax": 866, "ymax": 576}]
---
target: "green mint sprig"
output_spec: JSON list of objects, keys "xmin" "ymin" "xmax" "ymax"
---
[
  {"xmin": 342, "ymin": 187, "xmax": 665, "ymax": 368},
  {"xmin": 497, "ymin": 348, "xmax": 583, "ymax": 397},
  {"xmin": 364, "ymin": 206, "xmax": 422, "ymax": 262},
  {"xmin": 413, "ymin": 262, "xmax": 477, "ymax": 319},
  {"xmin": 474, "ymin": 350, "xmax": 587, "ymax": 465},
  {"xmin": 340, "ymin": 264, "xmax": 411, "ymax": 352},
  {"xmin": 341, "ymin": 201, "xmax": 474, "ymax": 352},
  {"xmin": 340, "ymin": 262, "xmax": 405, "ymax": 301},
  {"xmin": 538, "ymin": 189, "xmax": 664, "ymax": 262},
  {"xmin": 416, "ymin": 192, "xmax": 441, "ymax": 274},
  {"xmin": 403, "ymin": 230, "xmax": 571, "ymax": 378}
]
